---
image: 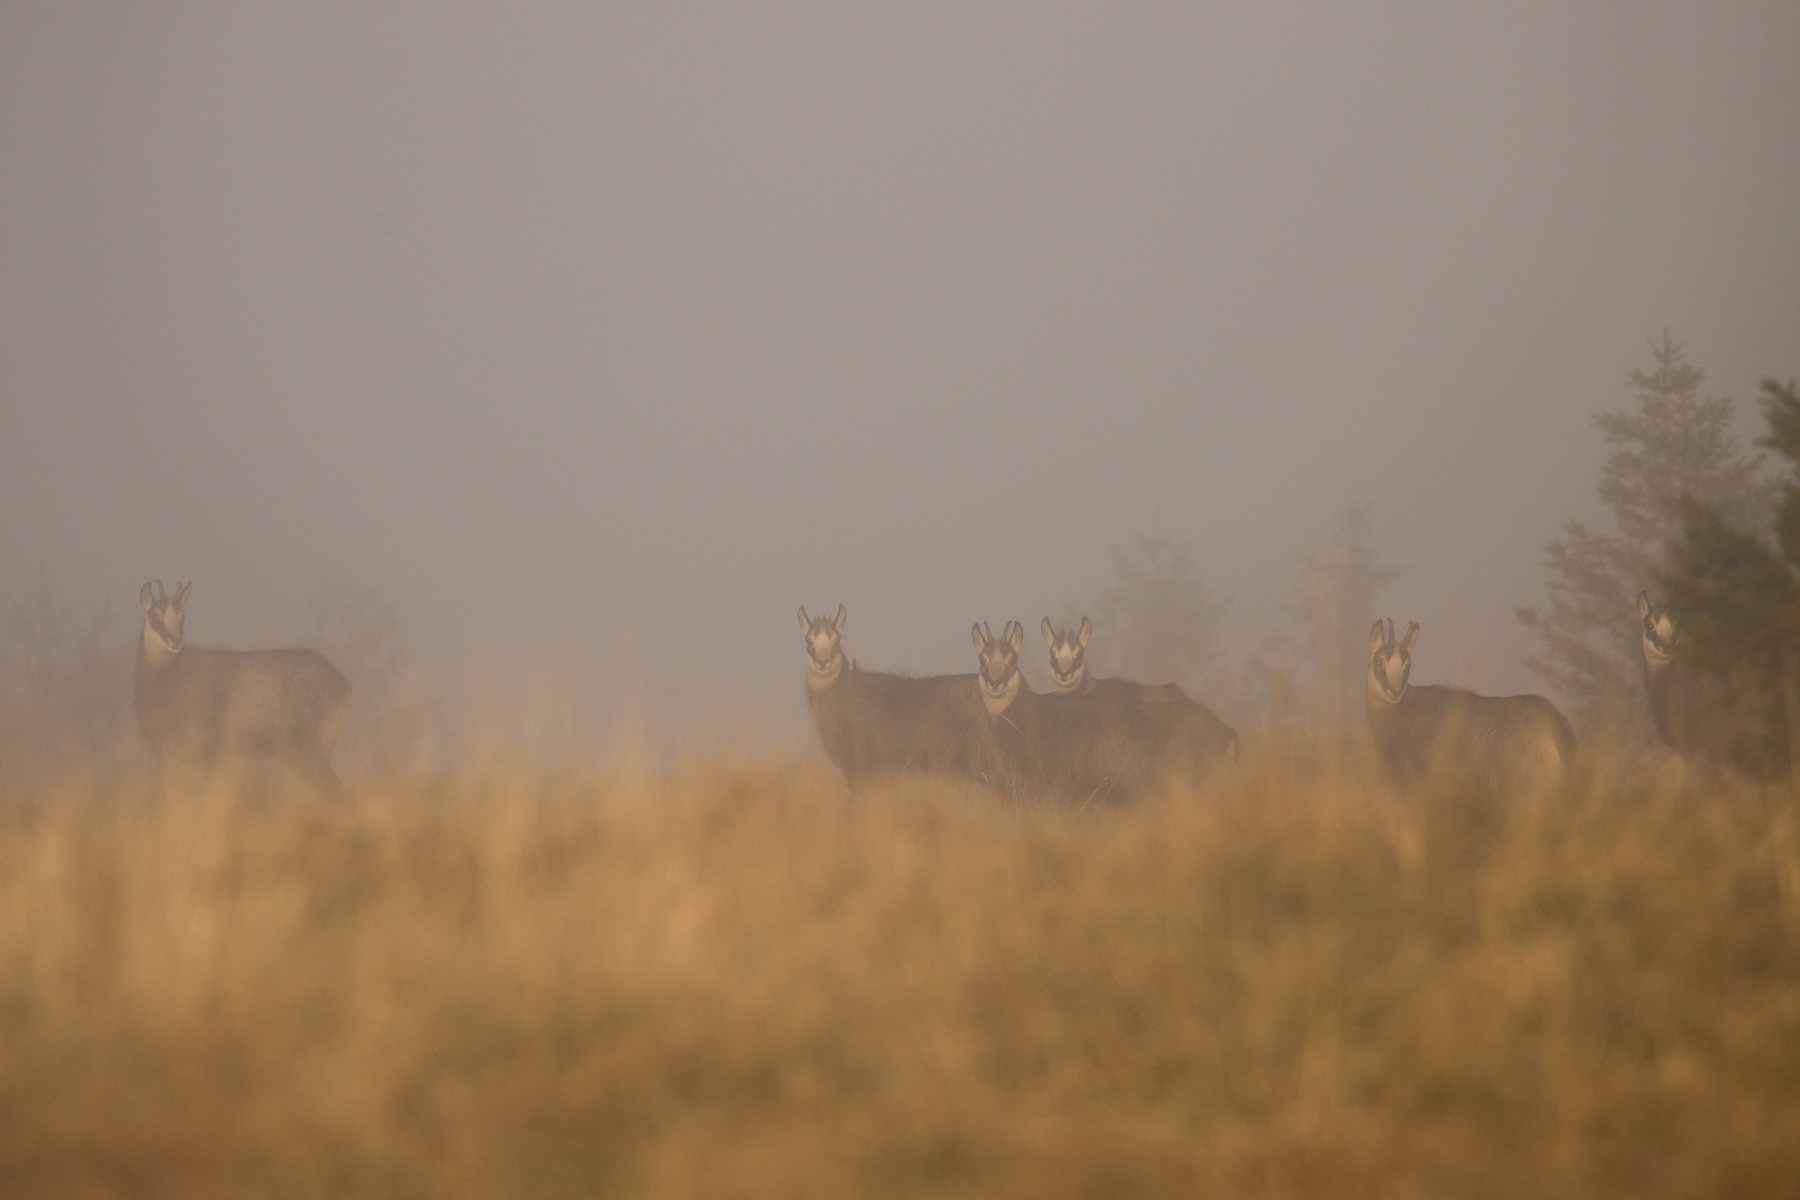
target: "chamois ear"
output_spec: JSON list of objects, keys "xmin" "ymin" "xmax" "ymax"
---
[
  {"xmin": 1369, "ymin": 620, "xmax": 1387, "ymax": 655},
  {"xmin": 1400, "ymin": 622, "xmax": 1419, "ymax": 653},
  {"xmin": 174, "ymin": 581, "xmax": 191, "ymax": 607},
  {"xmin": 972, "ymin": 623, "xmax": 986, "ymax": 652},
  {"xmin": 1637, "ymin": 591, "xmax": 1652, "ymax": 620},
  {"xmin": 797, "ymin": 606, "xmax": 811, "ymax": 635},
  {"xmin": 1042, "ymin": 617, "xmax": 1055, "ymax": 647},
  {"xmin": 1007, "ymin": 621, "xmax": 1023, "ymax": 653},
  {"xmin": 832, "ymin": 604, "xmax": 846, "ymax": 633},
  {"xmin": 140, "ymin": 582, "xmax": 155, "ymax": 613},
  {"xmin": 1077, "ymin": 616, "xmax": 1091, "ymax": 648}
]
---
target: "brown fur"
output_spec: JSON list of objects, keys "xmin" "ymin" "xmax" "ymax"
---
[
  {"xmin": 980, "ymin": 621, "xmax": 1228, "ymax": 805},
  {"xmin": 800, "ymin": 606, "xmax": 995, "ymax": 791},
  {"xmin": 806, "ymin": 668, "xmax": 997, "ymax": 790},
  {"xmin": 1040, "ymin": 617, "xmax": 1237, "ymax": 772},
  {"xmin": 1638, "ymin": 592, "xmax": 1747, "ymax": 766},
  {"xmin": 135, "ymin": 581, "xmax": 352, "ymax": 798},
  {"xmin": 1367, "ymin": 619, "xmax": 1574, "ymax": 794},
  {"xmin": 1044, "ymin": 615, "xmax": 1238, "ymax": 773}
]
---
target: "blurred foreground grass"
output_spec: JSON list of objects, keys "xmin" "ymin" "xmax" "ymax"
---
[{"xmin": 2, "ymin": 742, "xmax": 1799, "ymax": 1199}]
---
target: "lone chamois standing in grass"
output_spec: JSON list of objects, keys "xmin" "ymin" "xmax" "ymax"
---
[
  {"xmin": 136, "ymin": 580, "xmax": 352, "ymax": 798},
  {"xmin": 1365, "ymin": 618, "xmax": 1574, "ymax": 795},
  {"xmin": 1041, "ymin": 616, "xmax": 1238, "ymax": 767},
  {"xmin": 1637, "ymin": 591, "xmax": 1750, "ymax": 767},
  {"xmin": 799, "ymin": 605, "xmax": 994, "ymax": 792}
]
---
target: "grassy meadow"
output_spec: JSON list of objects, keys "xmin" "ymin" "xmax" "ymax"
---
[{"xmin": 2, "ymin": 737, "xmax": 1799, "ymax": 1199}]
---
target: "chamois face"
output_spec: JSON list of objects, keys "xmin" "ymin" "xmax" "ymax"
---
[
  {"xmin": 972, "ymin": 620, "xmax": 1023, "ymax": 707},
  {"xmin": 1367, "ymin": 618, "xmax": 1418, "ymax": 705},
  {"xmin": 1638, "ymin": 591, "xmax": 1678, "ymax": 660},
  {"xmin": 139, "ymin": 580, "xmax": 191, "ymax": 657},
  {"xmin": 798, "ymin": 604, "xmax": 848, "ymax": 679},
  {"xmin": 1041, "ymin": 616, "xmax": 1092, "ymax": 692}
]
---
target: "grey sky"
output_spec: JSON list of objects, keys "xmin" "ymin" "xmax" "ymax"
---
[{"xmin": 4, "ymin": 3, "xmax": 1797, "ymax": 736}]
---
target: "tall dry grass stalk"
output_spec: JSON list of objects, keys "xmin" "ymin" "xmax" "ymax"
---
[{"xmin": 2, "ymin": 738, "xmax": 1798, "ymax": 1198}]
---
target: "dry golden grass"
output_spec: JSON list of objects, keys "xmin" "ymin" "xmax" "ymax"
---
[{"xmin": 2, "ymin": 739, "xmax": 1799, "ymax": 1199}]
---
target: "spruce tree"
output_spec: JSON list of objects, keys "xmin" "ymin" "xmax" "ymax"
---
[
  {"xmin": 1519, "ymin": 333, "xmax": 1773, "ymax": 732},
  {"xmin": 1089, "ymin": 513, "xmax": 1228, "ymax": 695},
  {"xmin": 1281, "ymin": 503, "xmax": 1405, "ymax": 732},
  {"xmin": 1657, "ymin": 379, "xmax": 1800, "ymax": 780}
]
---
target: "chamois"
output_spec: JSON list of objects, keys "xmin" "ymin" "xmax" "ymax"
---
[
  {"xmin": 1041, "ymin": 616, "xmax": 1237, "ymax": 766},
  {"xmin": 135, "ymin": 580, "xmax": 352, "ymax": 798},
  {"xmin": 799, "ymin": 605, "xmax": 994, "ymax": 790},
  {"xmin": 976, "ymin": 620, "xmax": 1221, "ymax": 805},
  {"xmin": 1637, "ymin": 591, "xmax": 1745, "ymax": 765},
  {"xmin": 1365, "ymin": 618, "xmax": 1574, "ymax": 794}
]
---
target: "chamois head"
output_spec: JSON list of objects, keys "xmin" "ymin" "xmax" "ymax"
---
[
  {"xmin": 798, "ymin": 604, "xmax": 848, "ymax": 683},
  {"xmin": 1041, "ymin": 616, "xmax": 1092, "ymax": 693},
  {"xmin": 972, "ymin": 620, "xmax": 1024, "ymax": 713},
  {"xmin": 1637, "ymin": 591, "xmax": 1678, "ymax": 662},
  {"xmin": 139, "ymin": 580, "xmax": 192, "ymax": 660},
  {"xmin": 1367, "ymin": 617, "xmax": 1418, "ymax": 706}
]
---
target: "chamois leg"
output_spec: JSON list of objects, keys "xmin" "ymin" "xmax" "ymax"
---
[{"xmin": 286, "ymin": 747, "xmax": 348, "ymax": 802}]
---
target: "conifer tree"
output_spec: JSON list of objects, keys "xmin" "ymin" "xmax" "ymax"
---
[
  {"xmin": 1657, "ymin": 379, "xmax": 1800, "ymax": 779},
  {"xmin": 1281, "ymin": 503, "xmax": 1404, "ymax": 731},
  {"xmin": 1089, "ymin": 513, "xmax": 1228, "ymax": 695},
  {"xmin": 1519, "ymin": 333, "xmax": 1773, "ymax": 732}
]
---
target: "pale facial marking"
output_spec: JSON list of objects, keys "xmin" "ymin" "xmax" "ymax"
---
[
  {"xmin": 142, "ymin": 596, "xmax": 186, "ymax": 662},
  {"xmin": 977, "ymin": 630, "xmax": 1022, "ymax": 712},
  {"xmin": 143, "ymin": 621, "xmax": 178, "ymax": 663},
  {"xmin": 1047, "ymin": 630, "xmax": 1085, "ymax": 690},
  {"xmin": 803, "ymin": 618, "xmax": 843, "ymax": 679},
  {"xmin": 1643, "ymin": 609, "xmax": 1677, "ymax": 658},
  {"xmin": 980, "ymin": 648, "xmax": 1020, "ymax": 712},
  {"xmin": 1369, "ymin": 643, "xmax": 1410, "ymax": 703}
]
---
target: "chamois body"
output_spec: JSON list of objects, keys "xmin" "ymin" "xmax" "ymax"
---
[
  {"xmin": 979, "ymin": 621, "xmax": 1218, "ymax": 805},
  {"xmin": 1042, "ymin": 617, "xmax": 1238, "ymax": 770},
  {"xmin": 987, "ymin": 688, "xmax": 1157, "ymax": 805},
  {"xmin": 135, "ymin": 581, "xmax": 352, "ymax": 797},
  {"xmin": 800, "ymin": 606, "xmax": 994, "ymax": 790},
  {"xmin": 1366, "ymin": 619, "xmax": 1574, "ymax": 794},
  {"xmin": 808, "ymin": 668, "xmax": 995, "ymax": 788},
  {"xmin": 1135, "ymin": 687, "xmax": 1240, "ymax": 774}
]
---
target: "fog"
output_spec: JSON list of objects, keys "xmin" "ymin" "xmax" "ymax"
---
[{"xmin": 4, "ymin": 3, "xmax": 1798, "ymax": 739}]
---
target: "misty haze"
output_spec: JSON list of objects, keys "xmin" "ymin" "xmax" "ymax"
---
[{"xmin": 3, "ymin": 4, "xmax": 1799, "ymax": 1196}]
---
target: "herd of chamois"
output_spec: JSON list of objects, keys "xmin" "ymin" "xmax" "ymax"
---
[
  {"xmin": 129, "ymin": 578, "xmax": 1728, "ymax": 801},
  {"xmin": 804, "ymin": 605, "xmax": 1579, "ymax": 805},
  {"xmin": 800, "ymin": 592, "xmax": 1743, "ymax": 803}
]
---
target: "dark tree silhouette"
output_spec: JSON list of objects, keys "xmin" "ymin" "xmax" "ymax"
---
[
  {"xmin": 1087, "ymin": 513, "xmax": 1229, "ymax": 697},
  {"xmin": 1519, "ymin": 332, "xmax": 1773, "ymax": 733},
  {"xmin": 1280, "ymin": 503, "xmax": 1405, "ymax": 732},
  {"xmin": 1657, "ymin": 378, "xmax": 1800, "ymax": 780}
]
